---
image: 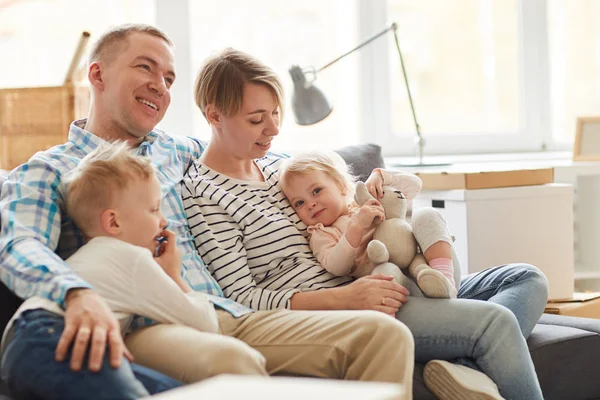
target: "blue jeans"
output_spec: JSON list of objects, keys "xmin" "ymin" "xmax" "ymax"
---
[
  {"xmin": 1, "ymin": 310, "xmax": 182, "ymax": 400},
  {"xmin": 396, "ymin": 263, "xmax": 548, "ymax": 400}
]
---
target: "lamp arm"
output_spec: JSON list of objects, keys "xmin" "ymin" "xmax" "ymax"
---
[
  {"xmin": 317, "ymin": 24, "xmax": 396, "ymax": 73},
  {"xmin": 391, "ymin": 24, "xmax": 424, "ymax": 163},
  {"xmin": 311, "ymin": 22, "xmax": 425, "ymax": 163}
]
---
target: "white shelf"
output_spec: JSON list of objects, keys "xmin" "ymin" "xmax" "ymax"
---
[{"xmin": 574, "ymin": 271, "xmax": 600, "ymax": 280}]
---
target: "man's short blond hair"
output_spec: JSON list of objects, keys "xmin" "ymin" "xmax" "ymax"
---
[
  {"xmin": 194, "ymin": 48, "xmax": 285, "ymax": 121},
  {"xmin": 64, "ymin": 141, "xmax": 155, "ymax": 237},
  {"xmin": 89, "ymin": 23, "xmax": 173, "ymax": 64},
  {"xmin": 279, "ymin": 151, "xmax": 357, "ymax": 200}
]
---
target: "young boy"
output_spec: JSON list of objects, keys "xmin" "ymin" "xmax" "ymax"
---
[{"xmin": 1, "ymin": 142, "xmax": 263, "ymax": 378}]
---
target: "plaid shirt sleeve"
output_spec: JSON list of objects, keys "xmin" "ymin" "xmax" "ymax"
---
[
  {"xmin": 0, "ymin": 158, "xmax": 91, "ymax": 307},
  {"xmin": 173, "ymin": 136, "xmax": 205, "ymax": 172}
]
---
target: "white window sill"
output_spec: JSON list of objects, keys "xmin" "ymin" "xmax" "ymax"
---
[{"xmin": 385, "ymin": 151, "xmax": 573, "ymax": 170}]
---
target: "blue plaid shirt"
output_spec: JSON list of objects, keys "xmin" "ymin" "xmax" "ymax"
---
[{"xmin": 0, "ymin": 120, "xmax": 252, "ymax": 320}]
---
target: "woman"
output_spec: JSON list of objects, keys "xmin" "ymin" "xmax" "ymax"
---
[{"xmin": 182, "ymin": 48, "xmax": 547, "ymax": 400}]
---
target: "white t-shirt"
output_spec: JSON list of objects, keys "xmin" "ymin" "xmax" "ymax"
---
[{"xmin": 1, "ymin": 236, "xmax": 218, "ymax": 353}]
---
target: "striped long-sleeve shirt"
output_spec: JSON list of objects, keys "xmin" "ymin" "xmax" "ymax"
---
[
  {"xmin": 0, "ymin": 120, "xmax": 251, "ymax": 319},
  {"xmin": 182, "ymin": 155, "xmax": 353, "ymax": 311}
]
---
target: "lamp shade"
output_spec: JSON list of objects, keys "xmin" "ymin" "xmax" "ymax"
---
[{"xmin": 289, "ymin": 65, "xmax": 333, "ymax": 126}]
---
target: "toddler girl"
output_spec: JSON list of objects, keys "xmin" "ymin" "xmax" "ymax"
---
[{"xmin": 279, "ymin": 151, "xmax": 458, "ymax": 299}]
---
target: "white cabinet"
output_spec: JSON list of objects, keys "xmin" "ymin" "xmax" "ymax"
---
[
  {"xmin": 552, "ymin": 163, "xmax": 600, "ymax": 291},
  {"xmin": 412, "ymin": 184, "xmax": 574, "ymax": 300}
]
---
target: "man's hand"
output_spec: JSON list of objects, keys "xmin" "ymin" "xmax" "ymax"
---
[
  {"xmin": 154, "ymin": 229, "xmax": 182, "ymax": 280},
  {"xmin": 56, "ymin": 288, "xmax": 133, "ymax": 372}
]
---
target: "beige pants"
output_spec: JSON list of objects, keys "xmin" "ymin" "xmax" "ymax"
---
[{"xmin": 125, "ymin": 309, "xmax": 413, "ymax": 396}]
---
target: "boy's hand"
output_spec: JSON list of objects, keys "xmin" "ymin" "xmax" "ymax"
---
[
  {"xmin": 154, "ymin": 229, "xmax": 182, "ymax": 279},
  {"xmin": 354, "ymin": 199, "xmax": 385, "ymax": 229},
  {"xmin": 365, "ymin": 169, "xmax": 385, "ymax": 199}
]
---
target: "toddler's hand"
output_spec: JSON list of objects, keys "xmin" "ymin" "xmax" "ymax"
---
[
  {"xmin": 154, "ymin": 229, "xmax": 182, "ymax": 279},
  {"xmin": 355, "ymin": 199, "xmax": 385, "ymax": 229},
  {"xmin": 365, "ymin": 169, "xmax": 385, "ymax": 199}
]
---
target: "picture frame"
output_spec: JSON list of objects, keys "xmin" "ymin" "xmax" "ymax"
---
[{"xmin": 573, "ymin": 116, "xmax": 600, "ymax": 161}]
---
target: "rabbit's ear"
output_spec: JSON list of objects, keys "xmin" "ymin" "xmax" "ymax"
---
[{"xmin": 354, "ymin": 181, "xmax": 376, "ymax": 205}]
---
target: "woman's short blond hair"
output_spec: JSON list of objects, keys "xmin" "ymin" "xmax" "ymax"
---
[
  {"xmin": 64, "ymin": 141, "xmax": 155, "ymax": 237},
  {"xmin": 194, "ymin": 48, "xmax": 285, "ymax": 121},
  {"xmin": 279, "ymin": 151, "xmax": 357, "ymax": 200}
]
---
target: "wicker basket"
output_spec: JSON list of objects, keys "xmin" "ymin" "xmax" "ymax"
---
[{"xmin": 0, "ymin": 84, "xmax": 90, "ymax": 170}]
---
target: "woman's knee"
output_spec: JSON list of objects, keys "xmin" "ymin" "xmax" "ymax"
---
[
  {"xmin": 483, "ymin": 302, "xmax": 521, "ymax": 335},
  {"xmin": 519, "ymin": 264, "xmax": 548, "ymax": 291}
]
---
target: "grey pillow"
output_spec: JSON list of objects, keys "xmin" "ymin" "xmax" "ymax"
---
[{"xmin": 334, "ymin": 144, "xmax": 386, "ymax": 182}]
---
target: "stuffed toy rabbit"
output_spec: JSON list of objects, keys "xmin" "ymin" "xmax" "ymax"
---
[{"xmin": 355, "ymin": 181, "xmax": 455, "ymax": 298}]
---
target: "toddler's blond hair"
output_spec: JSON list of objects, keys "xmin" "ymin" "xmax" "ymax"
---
[
  {"xmin": 64, "ymin": 141, "xmax": 155, "ymax": 237},
  {"xmin": 279, "ymin": 151, "xmax": 357, "ymax": 200}
]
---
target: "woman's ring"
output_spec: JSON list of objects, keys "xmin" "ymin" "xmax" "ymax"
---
[{"xmin": 381, "ymin": 297, "xmax": 386, "ymax": 306}]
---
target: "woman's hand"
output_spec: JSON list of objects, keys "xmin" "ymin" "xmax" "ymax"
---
[
  {"xmin": 154, "ymin": 229, "xmax": 182, "ymax": 280},
  {"xmin": 365, "ymin": 168, "xmax": 385, "ymax": 199},
  {"xmin": 336, "ymin": 275, "xmax": 410, "ymax": 316}
]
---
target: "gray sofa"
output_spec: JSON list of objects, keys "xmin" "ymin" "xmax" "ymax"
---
[{"xmin": 1, "ymin": 147, "xmax": 600, "ymax": 399}]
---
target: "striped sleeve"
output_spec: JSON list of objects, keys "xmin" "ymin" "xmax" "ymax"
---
[
  {"xmin": 182, "ymin": 165, "xmax": 300, "ymax": 310},
  {"xmin": 0, "ymin": 158, "xmax": 91, "ymax": 306}
]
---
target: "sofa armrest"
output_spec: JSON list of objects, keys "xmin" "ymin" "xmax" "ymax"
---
[{"xmin": 538, "ymin": 313, "xmax": 600, "ymax": 334}]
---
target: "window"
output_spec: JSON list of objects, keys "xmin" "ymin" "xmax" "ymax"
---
[
  {"xmin": 0, "ymin": 0, "xmax": 155, "ymax": 88},
  {"xmin": 548, "ymin": 0, "xmax": 600, "ymax": 144},
  {"xmin": 187, "ymin": 0, "xmax": 359, "ymax": 153},
  {"xmin": 5, "ymin": 1, "xmax": 598, "ymax": 157},
  {"xmin": 387, "ymin": 0, "xmax": 519, "ymax": 137}
]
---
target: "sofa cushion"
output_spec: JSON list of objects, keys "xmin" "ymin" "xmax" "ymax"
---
[
  {"xmin": 528, "ymin": 321, "xmax": 600, "ymax": 400},
  {"xmin": 411, "ymin": 318, "xmax": 600, "ymax": 400},
  {"xmin": 334, "ymin": 144, "xmax": 385, "ymax": 182}
]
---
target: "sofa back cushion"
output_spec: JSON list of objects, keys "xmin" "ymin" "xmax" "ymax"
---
[{"xmin": 334, "ymin": 143, "xmax": 386, "ymax": 182}]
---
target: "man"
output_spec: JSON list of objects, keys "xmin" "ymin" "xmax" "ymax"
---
[{"xmin": 0, "ymin": 24, "xmax": 414, "ymax": 400}]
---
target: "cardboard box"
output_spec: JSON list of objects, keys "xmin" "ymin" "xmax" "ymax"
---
[
  {"xmin": 545, "ymin": 292, "xmax": 600, "ymax": 319},
  {"xmin": 415, "ymin": 168, "xmax": 554, "ymax": 190},
  {"xmin": 0, "ymin": 84, "xmax": 90, "ymax": 170}
]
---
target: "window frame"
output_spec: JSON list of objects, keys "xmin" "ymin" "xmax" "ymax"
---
[{"xmin": 161, "ymin": 0, "xmax": 569, "ymax": 157}]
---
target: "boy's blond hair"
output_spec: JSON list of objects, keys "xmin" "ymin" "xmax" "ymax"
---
[
  {"xmin": 89, "ymin": 23, "xmax": 173, "ymax": 64},
  {"xmin": 279, "ymin": 151, "xmax": 357, "ymax": 200},
  {"xmin": 194, "ymin": 48, "xmax": 285, "ymax": 121},
  {"xmin": 64, "ymin": 141, "xmax": 155, "ymax": 237}
]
